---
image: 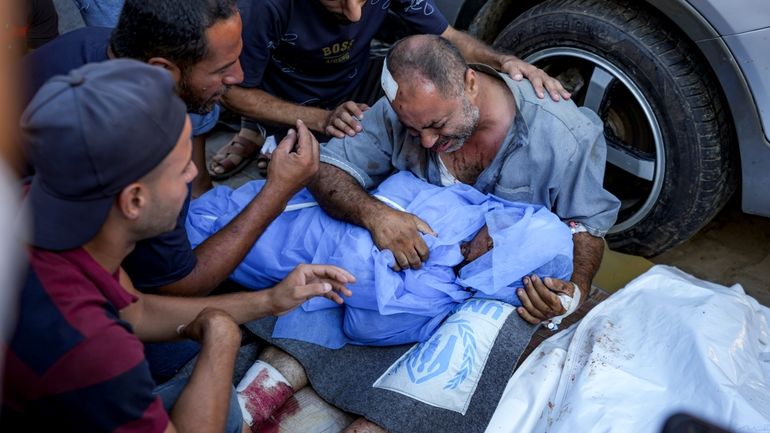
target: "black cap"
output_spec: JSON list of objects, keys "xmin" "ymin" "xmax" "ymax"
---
[{"xmin": 22, "ymin": 59, "xmax": 187, "ymax": 250}]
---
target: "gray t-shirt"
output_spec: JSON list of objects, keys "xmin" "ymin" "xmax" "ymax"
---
[{"xmin": 320, "ymin": 65, "xmax": 620, "ymax": 237}]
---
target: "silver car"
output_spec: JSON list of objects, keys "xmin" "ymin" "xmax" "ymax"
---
[{"xmin": 435, "ymin": 0, "xmax": 770, "ymax": 256}]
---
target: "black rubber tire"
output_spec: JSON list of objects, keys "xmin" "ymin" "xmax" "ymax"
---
[{"xmin": 492, "ymin": 0, "xmax": 737, "ymax": 257}]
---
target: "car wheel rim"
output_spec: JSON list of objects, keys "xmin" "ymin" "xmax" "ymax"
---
[{"xmin": 524, "ymin": 48, "xmax": 666, "ymax": 233}]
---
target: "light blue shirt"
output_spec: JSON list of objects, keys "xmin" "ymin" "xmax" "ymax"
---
[
  {"xmin": 189, "ymin": 104, "xmax": 221, "ymax": 137},
  {"xmin": 320, "ymin": 65, "xmax": 620, "ymax": 237}
]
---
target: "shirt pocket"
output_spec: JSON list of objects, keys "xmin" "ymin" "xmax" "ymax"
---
[{"xmin": 494, "ymin": 184, "xmax": 533, "ymax": 203}]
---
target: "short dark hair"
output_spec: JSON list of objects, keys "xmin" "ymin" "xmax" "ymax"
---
[
  {"xmin": 110, "ymin": 0, "xmax": 238, "ymax": 70},
  {"xmin": 387, "ymin": 35, "xmax": 467, "ymax": 98}
]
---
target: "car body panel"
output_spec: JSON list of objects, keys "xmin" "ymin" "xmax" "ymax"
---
[
  {"xmin": 722, "ymin": 28, "xmax": 770, "ymax": 145},
  {"xmin": 689, "ymin": 0, "xmax": 770, "ymax": 34}
]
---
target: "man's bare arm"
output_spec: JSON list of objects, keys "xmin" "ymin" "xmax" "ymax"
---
[
  {"xmin": 120, "ymin": 264, "xmax": 354, "ymax": 343},
  {"xmin": 309, "ymin": 164, "xmax": 436, "ymax": 270},
  {"xmin": 570, "ymin": 232, "xmax": 605, "ymax": 294},
  {"xmin": 223, "ymin": 86, "xmax": 367, "ymax": 138},
  {"xmin": 308, "ymin": 162, "xmax": 385, "ymax": 225},
  {"xmin": 156, "ymin": 122, "xmax": 319, "ymax": 297},
  {"xmin": 441, "ymin": 26, "xmax": 570, "ymax": 101},
  {"xmin": 167, "ymin": 309, "xmax": 241, "ymax": 433}
]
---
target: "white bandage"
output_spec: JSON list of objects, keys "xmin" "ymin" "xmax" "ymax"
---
[
  {"xmin": 381, "ymin": 58, "xmax": 398, "ymax": 103},
  {"xmin": 545, "ymin": 282, "xmax": 582, "ymax": 331}
]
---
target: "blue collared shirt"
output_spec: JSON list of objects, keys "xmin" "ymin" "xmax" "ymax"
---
[{"xmin": 320, "ymin": 65, "xmax": 620, "ymax": 237}]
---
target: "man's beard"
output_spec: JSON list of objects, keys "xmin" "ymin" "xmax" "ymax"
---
[
  {"xmin": 177, "ymin": 76, "xmax": 226, "ymax": 115},
  {"xmin": 439, "ymin": 97, "xmax": 480, "ymax": 153}
]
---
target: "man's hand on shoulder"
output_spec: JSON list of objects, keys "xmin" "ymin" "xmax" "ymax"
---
[
  {"xmin": 366, "ymin": 207, "xmax": 437, "ymax": 271},
  {"xmin": 265, "ymin": 119, "xmax": 320, "ymax": 195},
  {"xmin": 267, "ymin": 264, "xmax": 355, "ymax": 316},
  {"xmin": 500, "ymin": 56, "xmax": 571, "ymax": 102},
  {"xmin": 325, "ymin": 101, "xmax": 370, "ymax": 138}
]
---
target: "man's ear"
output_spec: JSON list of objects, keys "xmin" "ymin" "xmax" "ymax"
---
[
  {"xmin": 464, "ymin": 68, "xmax": 478, "ymax": 100},
  {"xmin": 147, "ymin": 57, "xmax": 182, "ymax": 83},
  {"xmin": 116, "ymin": 183, "xmax": 147, "ymax": 221}
]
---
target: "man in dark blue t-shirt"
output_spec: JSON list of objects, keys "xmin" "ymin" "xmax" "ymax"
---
[
  {"xmin": 210, "ymin": 0, "xmax": 571, "ymax": 178},
  {"xmin": 22, "ymin": 0, "xmax": 321, "ymax": 380}
]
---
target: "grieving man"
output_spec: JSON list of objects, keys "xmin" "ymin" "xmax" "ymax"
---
[{"xmin": 310, "ymin": 35, "xmax": 621, "ymax": 325}]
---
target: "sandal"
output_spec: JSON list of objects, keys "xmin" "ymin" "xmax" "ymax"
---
[{"xmin": 208, "ymin": 133, "xmax": 264, "ymax": 180}]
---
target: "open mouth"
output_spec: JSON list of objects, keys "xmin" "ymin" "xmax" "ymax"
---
[{"xmin": 435, "ymin": 138, "xmax": 452, "ymax": 153}]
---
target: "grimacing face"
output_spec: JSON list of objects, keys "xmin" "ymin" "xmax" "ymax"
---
[{"xmin": 392, "ymin": 77, "xmax": 480, "ymax": 153}]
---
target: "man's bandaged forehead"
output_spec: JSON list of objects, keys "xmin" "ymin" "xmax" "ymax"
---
[{"xmin": 381, "ymin": 58, "xmax": 398, "ymax": 103}]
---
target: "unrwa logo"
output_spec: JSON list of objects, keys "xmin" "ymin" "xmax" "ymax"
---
[
  {"xmin": 406, "ymin": 332, "xmax": 457, "ymax": 384},
  {"xmin": 458, "ymin": 299, "xmax": 505, "ymax": 321},
  {"xmin": 404, "ymin": 318, "xmax": 479, "ymax": 387}
]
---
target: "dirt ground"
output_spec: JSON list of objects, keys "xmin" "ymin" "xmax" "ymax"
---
[{"xmin": 650, "ymin": 196, "xmax": 770, "ymax": 307}]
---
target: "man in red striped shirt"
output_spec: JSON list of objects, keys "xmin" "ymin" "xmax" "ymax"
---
[{"xmin": 2, "ymin": 60, "xmax": 353, "ymax": 433}]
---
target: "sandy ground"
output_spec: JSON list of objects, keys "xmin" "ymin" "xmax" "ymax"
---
[{"xmin": 651, "ymin": 198, "xmax": 770, "ymax": 307}]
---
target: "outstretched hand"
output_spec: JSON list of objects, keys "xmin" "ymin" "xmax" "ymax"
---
[
  {"xmin": 516, "ymin": 275, "xmax": 576, "ymax": 324},
  {"xmin": 268, "ymin": 264, "xmax": 355, "ymax": 316},
  {"xmin": 367, "ymin": 207, "xmax": 437, "ymax": 271},
  {"xmin": 325, "ymin": 101, "xmax": 370, "ymax": 138},
  {"xmin": 500, "ymin": 56, "xmax": 571, "ymax": 101}
]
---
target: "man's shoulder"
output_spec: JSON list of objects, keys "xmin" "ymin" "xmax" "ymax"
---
[
  {"xmin": 505, "ymin": 77, "xmax": 602, "ymax": 142},
  {"xmin": 23, "ymin": 26, "xmax": 109, "ymax": 75},
  {"xmin": 11, "ymin": 251, "xmax": 144, "ymax": 378},
  {"xmin": 23, "ymin": 27, "xmax": 110, "ymax": 105},
  {"xmin": 38, "ymin": 26, "xmax": 111, "ymax": 52},
  {"xmin": 28, "ymin": 248, "xmax": 95, "ymax": 293}
]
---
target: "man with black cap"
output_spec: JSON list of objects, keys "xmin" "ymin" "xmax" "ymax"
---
[
  {"xmin": 23, "ymin": 0, "xmax": 328, "ymax": 382},
  {"xmin": 1, "ymin": 59, "xmax": 354, "ymax": 433}
]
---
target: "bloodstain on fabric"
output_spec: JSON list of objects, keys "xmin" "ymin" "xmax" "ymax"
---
[
  {"xmin": 240, "ymin": 368, "xmax": 294, "ymax": 429},
  {"xmin": 255, "ymin": 396, "xmax": 301, "ymax": 433}
]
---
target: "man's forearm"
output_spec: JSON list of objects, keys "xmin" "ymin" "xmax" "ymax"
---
[
  {"xmin": 571, "ymin": 232, "xmax": 605, "ymax": 294},
  {"xmin": 308, "ymin": 163, "xmax": 386, "ymax": 230},
  {"xmin": 441, "ymin": 26, "xmax": 507, "ymax": 70},
  {"xmin": 169, "ymin": 318, "xmax": 240, "ymax": 433},
  {"xmin": 223, "ymin": 86, "xmax": 329, "ymax": 133},
  {"xmin": 156, "ymin": 183, "xmax": 293, "ymax": 297},
  {"xmin": 128, "ymin": 289, "xmax": 276, "ymax": 342}
]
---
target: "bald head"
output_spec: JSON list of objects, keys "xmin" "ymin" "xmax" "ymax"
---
[{"xmin": 386, "ymin": 35, "xmax": 467, "ymax": 99}]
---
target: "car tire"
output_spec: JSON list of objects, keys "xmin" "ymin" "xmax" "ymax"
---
[{"xmin": 492, "ymin": 0, "xmax": 737, "ymax": 256}]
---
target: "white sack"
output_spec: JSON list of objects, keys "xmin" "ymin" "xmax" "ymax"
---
[{"xmin": 486, "ymin": 265, "xmax": 770, "ymax": 433}]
